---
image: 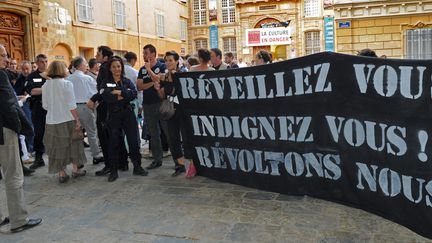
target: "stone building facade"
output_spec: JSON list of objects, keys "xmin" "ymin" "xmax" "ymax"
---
[
  {"xmin": 188, "ymin": 0, "xmax": 335, "ymax": 62},
  {"xmin": 334, "ymin": 0, "xmax": 432, "ymax": 59},
  {"xmin": 0, "ymin": 0, "xmax": 189, "ymax": 66}
]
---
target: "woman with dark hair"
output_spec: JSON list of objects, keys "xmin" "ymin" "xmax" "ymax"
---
[
  {"xmin": 255, "ymin": 50, "xmax": 272, "ymax": 65},
  {"xmin": 101, "ymin": 56, "xmax": 148, "ymax": 182},
  {"xmin": 186, "ymin": 56, "xmax": 199, "ymax": 71},
  {"xmin": 155, "ymin": 51, "xmax": 196, "ymax": 177},
  {"xmin": 190, "ymin": 49, "xmax": 215, "ymax": 71},
  {"xmin": 42, "ymin": 61, "xmax": 87, "ymax": 183},
  {"xmin": 357, "ymin": 48, "xmax": 378, "ymax": 57}
]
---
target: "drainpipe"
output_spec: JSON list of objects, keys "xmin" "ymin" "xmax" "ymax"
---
[{"xmin": 136, "ymin": 0, "xmax": 142, "ymax": 65}]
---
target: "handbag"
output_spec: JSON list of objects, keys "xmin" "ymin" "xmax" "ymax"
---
[
  {"xmin": 159, "ymin": 97, "xmax": 175, "ymax": 120},
  {"xmin": 71, "ymin": 127, "xmax": 84, "ymax": 141}
]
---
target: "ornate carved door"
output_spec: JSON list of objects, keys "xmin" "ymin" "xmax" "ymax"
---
[{"xmin": 0, "ymin": 12, "xmax": 25, "ymax": 62}]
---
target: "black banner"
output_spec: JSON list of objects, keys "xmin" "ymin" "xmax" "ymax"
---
[{"xmin": 174, "ymin": 52, "xmax": 432, "ymax": 239}]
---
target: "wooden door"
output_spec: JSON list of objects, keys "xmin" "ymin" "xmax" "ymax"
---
[
  {"xmin": 0, "ymin": 12, "xmax": 25, "ymax": 62},
  {"xmin": 0, "ymin": 34, "xmax": 11, "ymax": 55},
  {"xmin": 9, "ymin": 35, "xmax": 24, "ymax": 62}
]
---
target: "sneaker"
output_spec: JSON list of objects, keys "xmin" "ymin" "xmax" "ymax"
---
[
  {"xmin": 142, "ymin": 149, "xmax": 152, "ymax": 159},
  {"xmin": 22, "ymin": 158, "xmax": 34, "ymax": 164},
  {"xmin": 162, "ymin": 151, "xmax": 171, "ymax": 158}
]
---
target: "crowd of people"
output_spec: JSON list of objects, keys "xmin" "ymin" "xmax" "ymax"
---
[
  {"xmin": 1, "ymin": 44, "xmax": 274, "ymax": 183},
  {"xmin": 0, "ymin": 41, "xmax": 386, "ymax": 233},
  {"xmin": 0, "ymin": 42, "xmax": 273, "ymax": 232}
]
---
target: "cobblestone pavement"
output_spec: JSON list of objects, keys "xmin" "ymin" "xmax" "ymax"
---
[{"xmin": 0, "ymin": 151, "xmax": 430, "ymax": 243}]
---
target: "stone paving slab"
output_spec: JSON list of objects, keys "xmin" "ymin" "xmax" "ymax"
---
[{"xmin": 0, "ymin": 152, "xmax": 430, "ymax": 243}]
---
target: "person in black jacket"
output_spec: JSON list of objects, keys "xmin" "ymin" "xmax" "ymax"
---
[
  {"xmin": 101, "ymin": 56, "xmax": 148, "ymax": 182},
  {"xmin": 25, "ymin": 54, "xmax": 48, "ymax": 170},
  {"xmin": 87, "ymin": 46, "xmax": 128, "ymax": 176},
  {"xmin": 0, "ymin": 44, "xmax": 42, "ymax": 232}
]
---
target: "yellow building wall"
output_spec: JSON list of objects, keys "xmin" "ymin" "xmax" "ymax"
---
[
  {"xmin": 336, "ymin": 15, "xmax": 431, "ymax": 58},
  {"xmin": 334, "ymin": 1, "xmax": 432, "ymax": 59}
]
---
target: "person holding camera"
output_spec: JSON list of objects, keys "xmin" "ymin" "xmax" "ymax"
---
[{"xmin": 155, "ymin": 51, "xmax": 195, "ymax": 178}]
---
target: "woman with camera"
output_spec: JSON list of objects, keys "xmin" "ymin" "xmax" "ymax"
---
[{"xmin": 154, "ymin": 51, "xmax": 195, "ymax": 178}]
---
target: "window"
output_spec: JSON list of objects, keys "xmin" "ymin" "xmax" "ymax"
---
[
  {"xmin": 180, "ymin": 19, "xmax": 187, "ymax": 41},
  {"xmin": 223, "ymin": 37, "xmax": 236, "ymax": 57},
  {"xmin": 156, "ymin": 13, "xmax": 165, "ymax": 37},
  {"xmin": 193, "ymin": 0, "xmax": 207, "ymax": 26},
  {"xmin": 305, "ymin": 32, "xmax": 321, "ymax": 55},
  {"xmin": 304, "ymin": 0, "xmax": 320, "ymax": 17},
  {"xmin": 76, "ymin": 0, "xmax": 94, "ymax": 23},
  {"xmin": 195, "ymin": 39, "xmax": 208, "ymax": 51},
  {"xmin": 114, "ymin": 0, "xmax": 126, "ymax": 29},
  {"xmin": 406, "ymin": 28, "xmax": 432, "ymax": 59},
  {"xmin": 222, "ymin": 0, "xmax": 235, "ymax": 24}
]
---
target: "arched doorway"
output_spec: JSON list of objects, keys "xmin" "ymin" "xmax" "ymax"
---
[
  {"xmin": 252, "ymin": 18, "xmax": 276, "ymax": 57},
  {"xmin": 53, "ymin": 43, "xmax": 72, "ymax": 66},
  {"xmin": 252, "ymin": 17, "xmax": 288, "ymax": 60},
  {"xmin": 0, "ymin": 11, "xmax": 25, "ymax": 62}
]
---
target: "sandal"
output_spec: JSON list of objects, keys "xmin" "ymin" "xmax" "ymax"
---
[
  {"xmin": 72, "ymin": 170, "xmax": 87, "ymax": 178},
  {"xmin": 59, "ymin": 174, "xmax": 70, "ymax": 183}
]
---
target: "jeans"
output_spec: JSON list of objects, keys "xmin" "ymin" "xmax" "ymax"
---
[{"xmin": 143, "ymin": 102, "xmax": 169, "ymax": 164}]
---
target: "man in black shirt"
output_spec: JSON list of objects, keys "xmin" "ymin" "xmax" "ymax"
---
[
  {"xmin": 25, "ymin": 54, "xmax": 48, "ymax": 169},
  {"xmin": 137, "ymin": 44, "xmax": 168, "ymax": 170},
  {"xmin": 88, "ymin": 46, "xmax": 112, "ymax": 175}
]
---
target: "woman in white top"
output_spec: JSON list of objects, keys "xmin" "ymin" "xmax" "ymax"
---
[{"xmin": 42, "ymin": 61, "xmax": 87, "ymax": 183}]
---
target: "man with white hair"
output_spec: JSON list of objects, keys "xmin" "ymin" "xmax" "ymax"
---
[
  {"xmin": 67, "ymin": 56, "xmax": 104, "ymax": 165},
  {"xmin": 0, "ymin": 44, "xmax": 42, "ymax": 232}
]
